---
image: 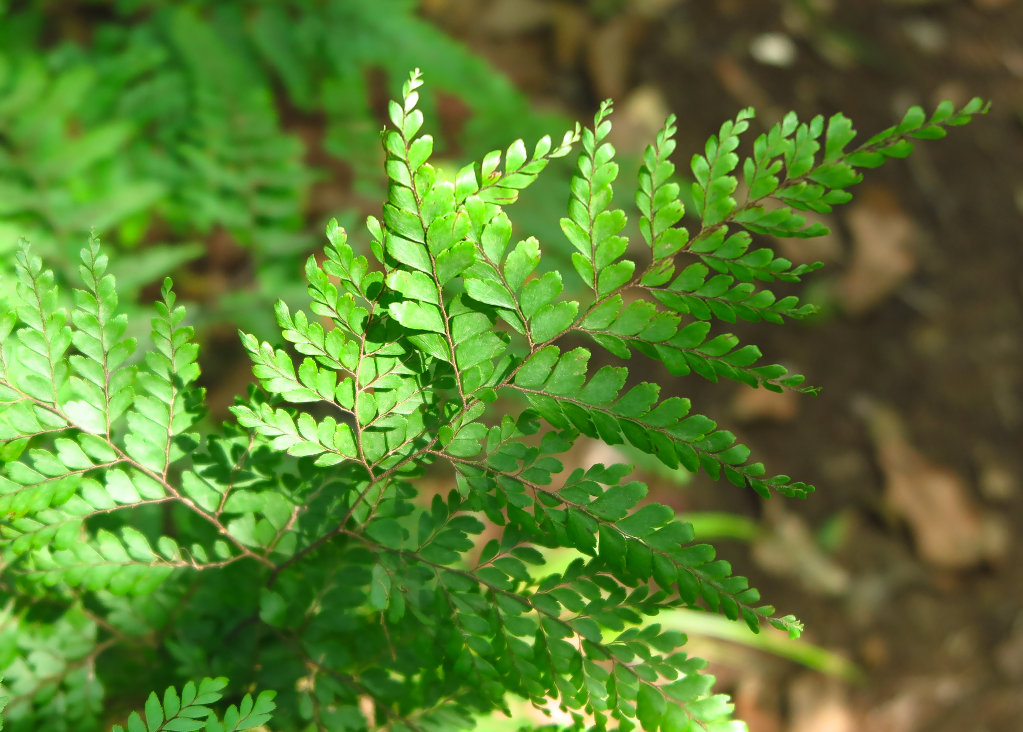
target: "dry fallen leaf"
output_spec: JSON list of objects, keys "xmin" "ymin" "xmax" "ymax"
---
[
  {"xmin": 608, "ymin": 84, "xmax": 672, "ymax": 154},
  {"xmin": 836, "ymin": 185, "xmax": 920, "ymax": 315},
  {"xmin": 585, "ymin": 16, "xmax": 640, "ymax": 101},
  {"xmin": 752, "ymin": 500, "xmax": 852, "ymax": 596},
  {"xmin": 864, "ymin": 674, "xmax": 971, "ymax": 732},
  {"xmin": 858, "ymin": 399, "xmax": 1010, "ymax": 569},
  {"xmin": 731, "ymin": 383, "xmax": 800, "ymax": 423},
  {"xmin": 733, "ymin": 676, "xmax": 783, "ymax": 732},
  {"xmin": 714, "ymin": 55, "xmax": 776, "ymax": 115},
  {"xmin": 788, "ymin": 675, "xmax": 857, "ymax": 732},
  {"xmin": 480, "ymin": 0, "xmax": 554, "ymax": 36}
]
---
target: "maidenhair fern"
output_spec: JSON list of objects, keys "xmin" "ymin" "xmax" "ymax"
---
[{"xmin": 0, "ymin": 70, "xmax": 985, "ymax": 731}]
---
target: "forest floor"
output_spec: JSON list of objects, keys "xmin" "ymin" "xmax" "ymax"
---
[{"xmin": 424, "ymin": 1, "xmax": 1023, "ymax": 731}]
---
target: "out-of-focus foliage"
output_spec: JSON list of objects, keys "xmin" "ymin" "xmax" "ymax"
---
[{"xmin": 0, "ymin": 0, "xmax": 558, "ymax": 335}]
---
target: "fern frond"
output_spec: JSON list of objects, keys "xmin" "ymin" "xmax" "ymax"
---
[
  {"xmin": 66, "ymin": 240, "xmax": 137, "ymax": 437},
  {"xmin": 561, "ymin": 101, "xmax": 635, "ymax": 302},
  {"xmin": 0, "ymin": 65, "xmax": 986, "ymax": 732},
  {"xmin": 111, "ymin": 677, "xmax": 276, "ymax": 732},
  {"xmin": 215, "ymin": 72, "xmax": 982, "ymax": 729},
  {"xmin": 0, "ymin": 237, "xmax": 269, "ymax": 603}
]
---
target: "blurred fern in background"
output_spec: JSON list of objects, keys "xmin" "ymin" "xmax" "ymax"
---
[{"xmin": 0, "ymin": 0, "xmax": 560, "ymax": 338}]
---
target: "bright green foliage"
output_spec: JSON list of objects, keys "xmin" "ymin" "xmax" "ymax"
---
[
  {"xmin": 109, "ymin": 678, "xmax": 275, "ymax": 732},
  {"xmin": 0, "ymin": 1, "xmax": 558, "ymax": 334},
  {"xmin": 0, "ymin": 70, "xmax": 985, "ymax": 731},
  {"xmin": 0, "ymin": 49, "xmax": 181, "ymax": 303}
]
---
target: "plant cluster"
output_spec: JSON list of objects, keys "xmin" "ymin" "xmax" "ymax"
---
[
  {"xmin": 0, "ymin": 67, "xmax": 985, "ymax": 731},
  {"xmin": 0, "ymin": 0, "xmax": 555, "ymax": 336}
]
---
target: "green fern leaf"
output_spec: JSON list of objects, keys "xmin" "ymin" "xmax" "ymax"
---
[{"xmin": 0, "ymin": 63, "xmax": 987, "ymax": 732}]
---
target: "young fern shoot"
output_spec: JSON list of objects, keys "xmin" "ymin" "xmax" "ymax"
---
[{"xmin": 0, "ymin": 69, "xmax": 986, "ymax": 731}]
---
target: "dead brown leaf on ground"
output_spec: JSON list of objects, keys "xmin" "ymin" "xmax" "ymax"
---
[
  {"xmin": 836, "ymin": 185, "xmax": 920, "ymax": 315},
  {"xmin": 788, "ymin": 675, "xmax": 856, "ymax": 732},
  {"xmin": 731, "ymin": 383, "xmax": 800, "ymax": 423},
  {"xmin": 585, "ymin": 16, "xmax": 643, "ymax": 101},
  {"xmin": 858, "ymin": 399, "xmax": 1009, "ymax": 569},
  {"xmin": 733, "ymin": 676, "xmax": 784, "ymax": 732},
  {"xmin": 752, "ymin": 500, "xmax": 851, "ymax": 596},
  {"xmin": 608, "ymin": 84, "xmax": 672, "ymax": 153}
]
